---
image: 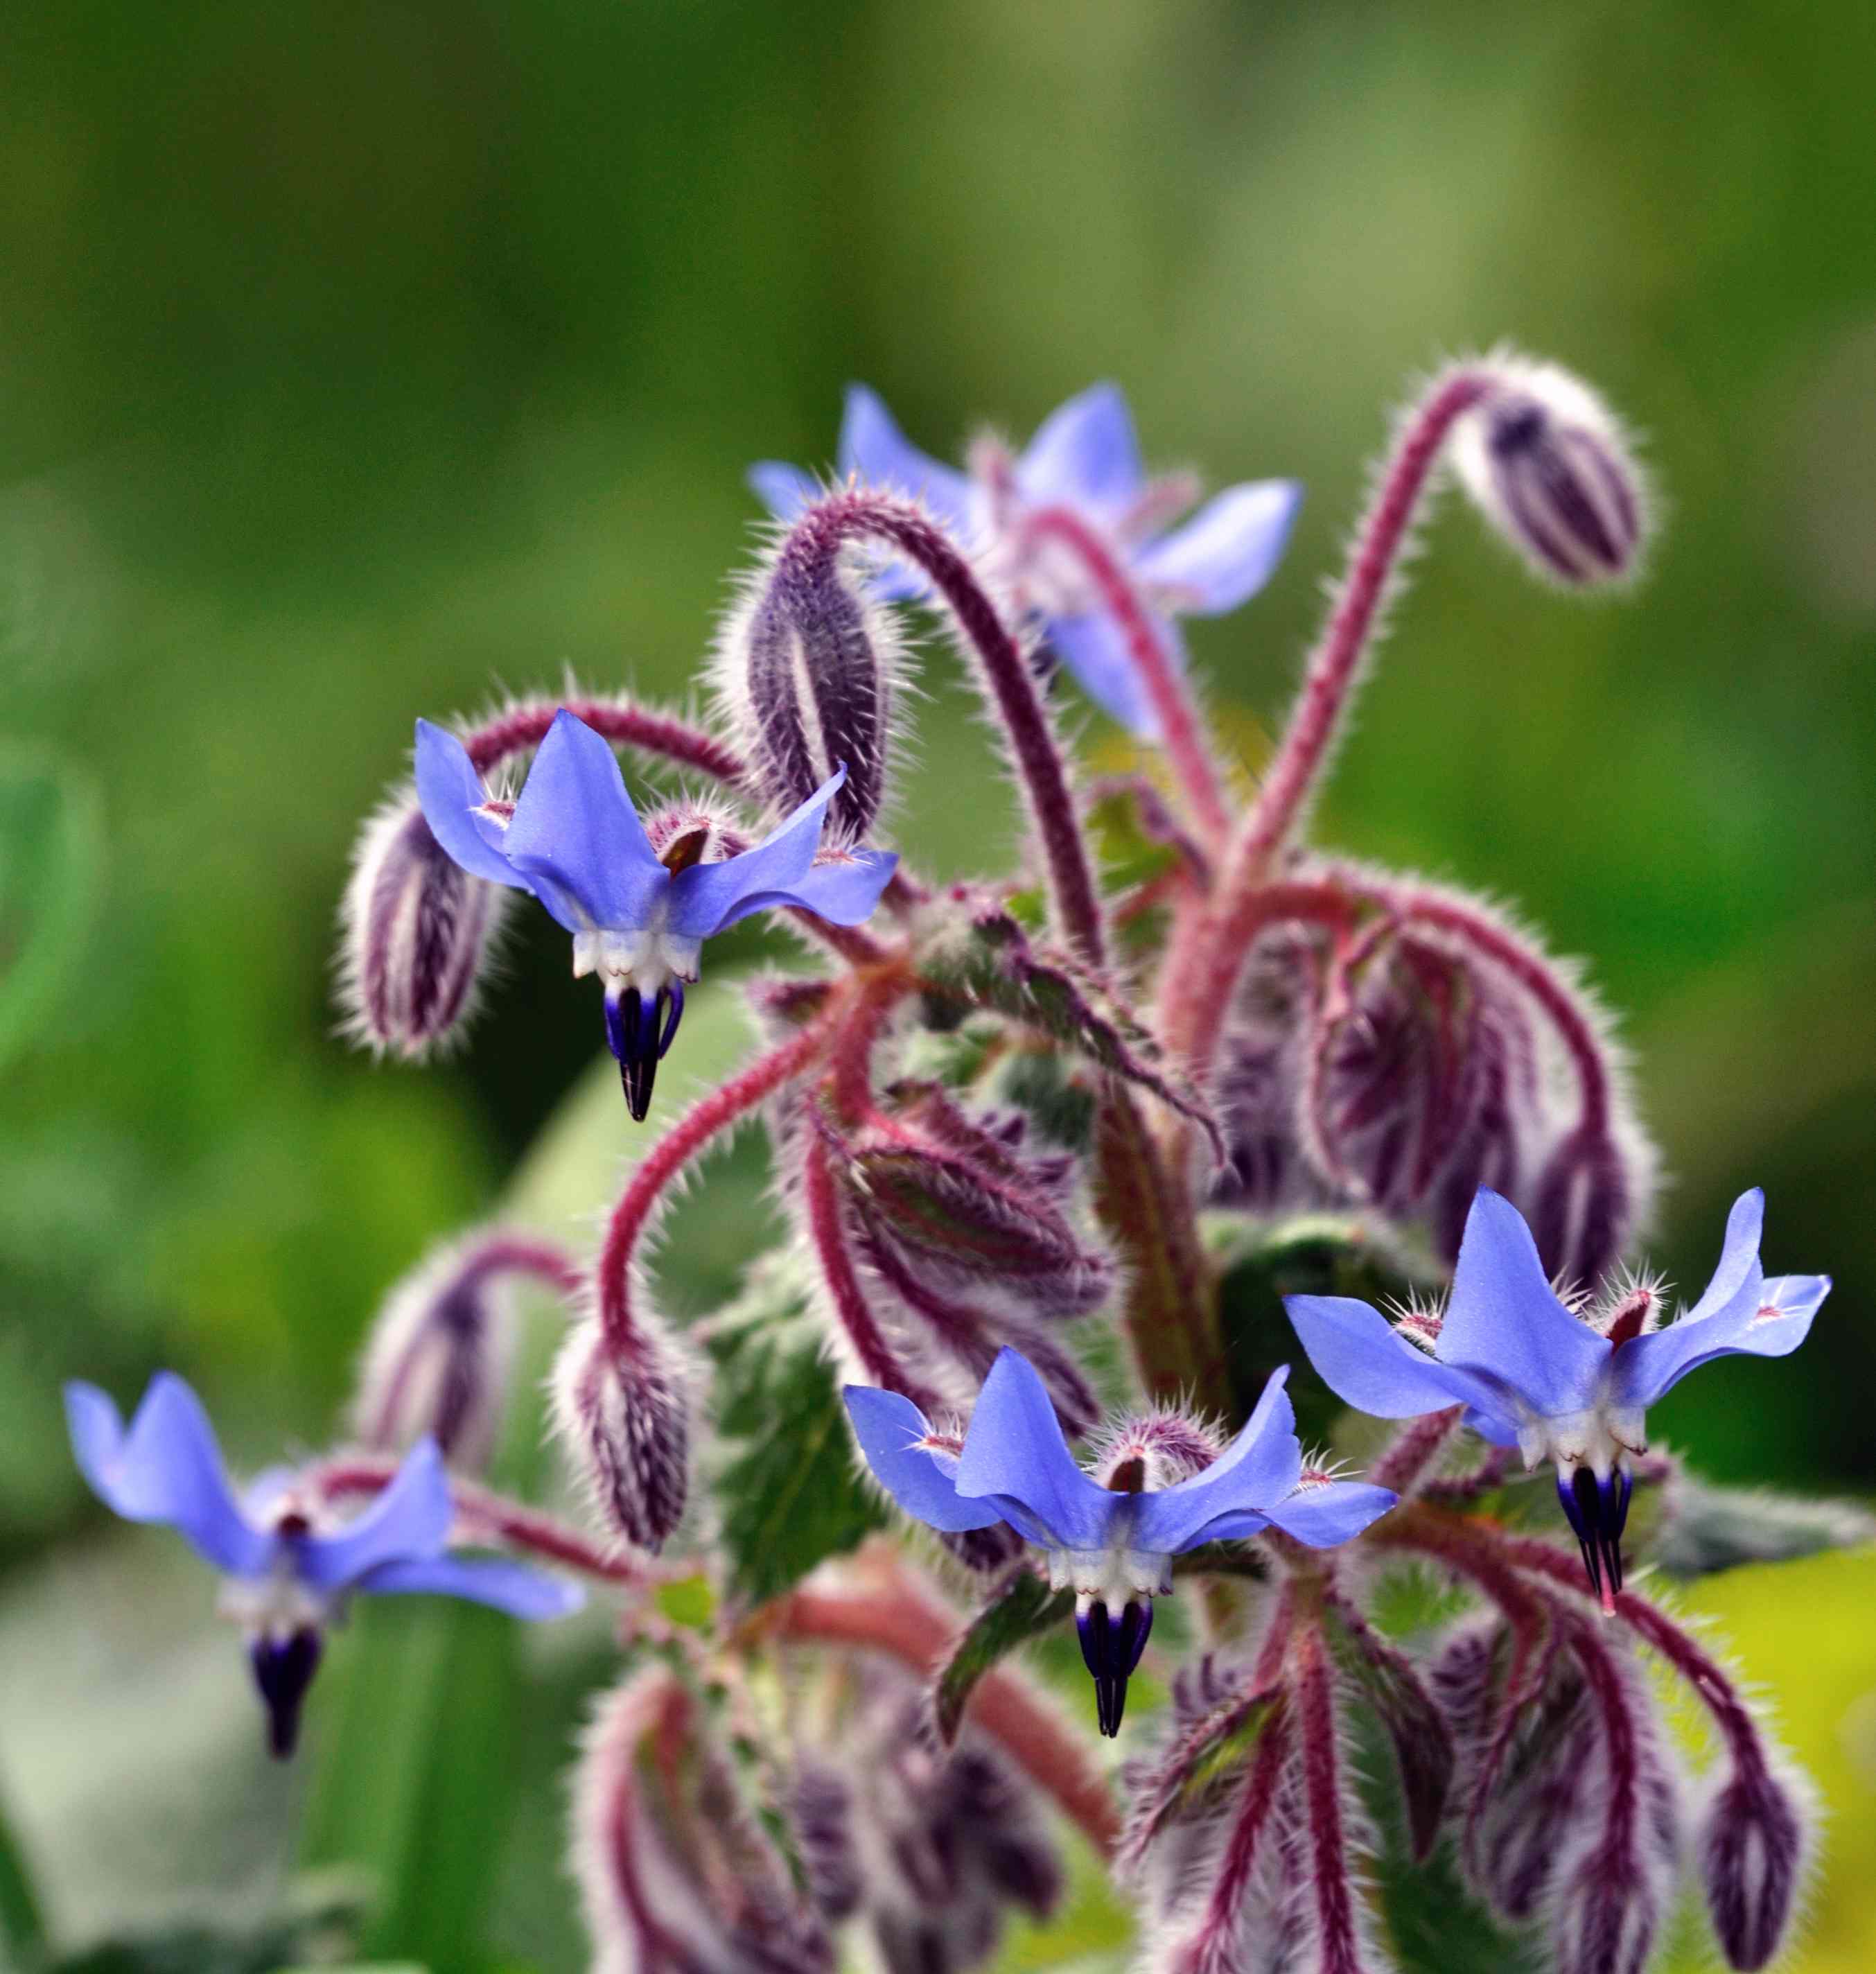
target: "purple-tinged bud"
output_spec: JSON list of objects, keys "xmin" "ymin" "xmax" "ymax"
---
[
  {"xmin": 1697, "ymin": 1760, "xmax": 1812, "ymax": 1971},
  {"xmin": 552, "ymin": 1317, "xmax": 691, "ymax": 1553},
  {"xmin": 1454, "ymin": 358, "xmax": 1652, "ymax": 588},
  {"xmin": 791, "ymin": 1761, "xmax": 865, "ymax": 1923},
  {"xmin": 1532, "ymin": 1125, "xmax": 1636, "ymax": 1293},
  {"xmin": 1091, "ymin": 1410, "xmax": 1225, "ymax": 1492},
  {"xmin": 337, "ymin": 792, "xmax": 509, "ymax": 1059},
  {"xmin": 352, "ymin": 1230, "xmax": 580, "ymax": 1473},
  {"xmin": 938, "ymin": 1523, "xmax": 1029, "ymax": 1575},
  {"xmin": 714, "ymin": 512, "xmax": 910, "ymax": 841},
  {"xmin": 572, "ymin": 1668, "xmax": 833, "ymax": 1974}
]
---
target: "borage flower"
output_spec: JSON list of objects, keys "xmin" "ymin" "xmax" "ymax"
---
[
  {"xmin": 1286, "ymin": 1186, "xmax": 1828, "ymax": 1609},
  {"xmin": 415, "ymin": 709, "xmax": 896, "ymax": 1117},
  {"xmin": 844, "ymin": 1347, "xmax": 1394, "ymax": 1736},
  {"xmin": 66, "ymin": 1372, "xmax": 582, "ymax": 1755},
  {"xmin": 753, "ymin": 384, "xmax": 1300, "ymax": 738}
]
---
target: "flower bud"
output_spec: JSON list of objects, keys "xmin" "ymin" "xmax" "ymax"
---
[
  {"xmin": 1531, "ymin": 1124, "xmax": 1638, "ymax": 1293},
  {"xmin": 552, "ymin": 1317, "xmax": 691, "ymax": 1553},
  {"xmin": 337, "ymin": 793, "xmax": 509, "ymax": 1058},
  {"xmin": 573, "ymin": 1668, "xmax": 832, "ymax": 1974},
  {"xmin": 715, "ymin": 512, "xmax": 909, "ymax": 841},
  {"xmin": 351, "ymin": 1231, "xmax": 576, "ymax": 1473},
  {"xmin": 1697, "ymin": 1761, "xmax": 1812, "ymax": 1971},
  {"xmin": 1454, "ymin": 358, "xmax": 1651, "ymax": 587}
]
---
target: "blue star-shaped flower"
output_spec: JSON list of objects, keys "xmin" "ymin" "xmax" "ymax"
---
[
  {"xmin": 1285, "ymin": 1187, "xmax": 1829, "ymax": 1607},
  {"xmin": 67, "ymin": 1373, "xmax": 583, "ymax": 1754},
  {"xmin": 751, "ymin": 384, "xmax": 1301, "ymax": 740},
  {"xmin": 415, "ymin": 708, "xmax": 897, "ymax": 1117},
  {"xmin": 844, "ymin": 1348, "xmax": 1394, "ymax": 1735}
]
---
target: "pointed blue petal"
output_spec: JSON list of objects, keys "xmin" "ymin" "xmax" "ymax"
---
[
  {"xmin": 352, "ymin": 1553, "xmax": 586, "ymax": 1619},
  {"xmin": 665, "ymin": 768, "xmax": 843, "ymax": 938},
  {"xmin": 839, "ymin": 385, "xmax": 974, "ymax": 533},
  {"xmin": 1015, "ymin": 384, "xmax": 1144, "ymax": 518},
  {"xmin": 1263, "ymin": 1480, "xmax": 1398, "ymax": 1548},
  {"xmin": 414, "ymin": 721, "xmax": 532, "ymax": 891},
  {"xmin": 1043, "ymin": 611, "xmax": 1171, "ymax": 738},
  {"xmin": 1439, "ymin": 1189, "xmax": 1609, "ymax": 1419},
  {"xmin": 748, "ymin": 461, "xmax": 820, "ymax": 523},
  {"xmin": 953, "ymin": 1349, "xmax": 1114, "ymax": 1552},
  {"xmin": 700, "ymin": 849, "xmax": 899, "ymax": 938},
  {"xmin": 843, "ymin": 1387, "xmax": 1003, "ymax": 1533},
  {"xmin": 66, "ymin": 1375, "xmax": 274, "ymax": 1577},
  {"xmin": 1132, "ymin": 1368, "xmax": 1303, "ymax": 1553},
  {"xmin": 1681, "ymin": 1189, "xmax": 1765, "ymax": 1325},
  {"xmin": 1284, "ymin": 1295, "xmax": 1514, "ymax": 1428},
  {"xmin": 297, "ymin": 1439, "xmax": 454, "ymax": 1589},
  {"xmin": 1130, "ymin": 480, "xmax": 1302, "ymax": 615},
  {"xmin": 500, "ymin": 710, "xmax": 667, "ymax": 934}
]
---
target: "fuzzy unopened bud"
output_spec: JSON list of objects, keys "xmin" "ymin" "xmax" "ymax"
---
[
  {"xmin": 1532, "ymin": 1125, "xmax": 1636, "ymax": 1293},
  {"xmin": 1697, "ymin": 1761, "xmax": 1811, "ymax": 1971},
  {"xmin": 338, "ymin": 794, "xmax": 508, "ymax": 1058},
  {"xmin": 716, "ymin": 512, "xmax": 908, "ymax": 840},
  {"xmin": 1455, "ymin": 359, "xmax": 1651, "ymax": 587},
  {"xmin": 552, "ymin": 1317, "xmax": 690, "ymax": 1553},
  {"xmin": 573, "ymin": 1668, "xmax": 832, "ymax": 1974}
]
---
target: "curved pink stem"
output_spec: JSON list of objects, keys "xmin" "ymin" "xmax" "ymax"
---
[{"xmin": 463, "ymin": 695, "xmax": 746, "ymax": 785}]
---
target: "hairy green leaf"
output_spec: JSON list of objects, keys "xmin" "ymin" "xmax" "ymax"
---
[{"xmin": 931, "ymin": 1566, "xmax": 1076, "ymax": 1745}]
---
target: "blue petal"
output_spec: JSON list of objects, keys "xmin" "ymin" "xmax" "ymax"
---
[
  {"xmin": 1439, "ymin": 1189, "xmax": 1609, "ymax": 1420},
  {"xmin": 352, "ymin": 1553, "xmax": 586, "ymax": 1619},
  {"xmin": 1606, "ymin": 1193, "xmax": 1825, "ymax": 1409},
  {"xmin": 1132, "ymin": 1368, "xmax": 1303, "ymax": 1553},
  {"xmin": 1284, "ymin": 1295, "xmax": 1514, "ymax": 1428},
  {"xmin": 413, "ymin": 721, "xmax": 532, "ymax": 891},
  {"xmin": 1130, "ymin": 480, "xmax": 1302, "ymax": 615},
  {"xmin": 709, "ymin": 849, "xmax": 898, "ymax": 934},
  {"xmin": 953, "ymin": 1349, "xmax": 1114, "ymax": 1552},
  {"xmin": 501, "ymin": 710, "xmax": 667, "ymax": 934},
  {"xmin": 297, "ymin": 1439, "xmax": 454, "ymax": 1589},
  {"xmin": 1014, "ymin": 384, "xmax": 1144, "ymax": 518},
  {"xmin": 1263, "ymin": 1480, "xmax": 1397, "ymax": 1548},
  {"xmin": 748, "ymin": 461, "xmax": 819, "ymax": 523},
  {"xmin": 66, "ymin": 1376, "xmax": 275, "ymax": 1576},
  {"xmin": 839, "ymin": 385, "xmax": 974, "ymax": 534},
  {"xmin": 665, "ymin": 767, "xmax": 843, "ymax": 939},
  {"xmin": 1044, "ymin": 611, "xmax": 1173, "ymax": 739},
  {"xmin": 843, "ymin": 1387, "xmax": 1002, "ymax": 1533}
]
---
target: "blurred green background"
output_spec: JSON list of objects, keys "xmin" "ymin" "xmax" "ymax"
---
[{"xmin": 1, "ymin": 0, "xmax": 1873, "ymax": 1968}]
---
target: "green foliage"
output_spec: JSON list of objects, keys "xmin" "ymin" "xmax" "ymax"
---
[
  {"xmin": 930, "ymin": 1568, "xmax": 1077, "ymax": 1745},
  {"xmin": 0, "ymin": 747, "xmax": 101, "ymax": 1081},
  {"xmin": 1654, "ymin": 1477, "xmax": 1876, "ymax": 1578},
  {"xmin": 27, "ymin": 1885, "xmax": 368, "ymax": 1974}
]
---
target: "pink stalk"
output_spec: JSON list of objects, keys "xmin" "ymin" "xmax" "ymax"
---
[
  {"xmin": 1024, "ymin": 505, "xmax": 1233, "ymax": 846},
  {"xmin": 463, "ymin": 695, "xmax": 746, "ymax": 785},
  {"xmin": 1175, "ymin": 1697, "xmax": 1297, "ymax": 1974},
  {"xmin": 784, "ymin": 491, "xmax": 1106, "ymax": 967},
  {"xmin": 595, "ymin": 1014, "xmax": 841, "ymax": 1365},
  {"xmin": 1293, "ymin": 1623, "xmax": 1374, "ymax": 1974},
  {"xmin": 1369, "ymin": 1405, "xmax": 1466, "ymax": 1496},
  {"xmin": 768, "ymin": 1577, "xmax": 1121, "ymax": 1859}
]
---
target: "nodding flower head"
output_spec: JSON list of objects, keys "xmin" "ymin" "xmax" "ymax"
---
[
  {"xmin": 843, "ymin": 1350, "xmax": 1395, "ymax": 1736},
  {"xmin": 1453, "ymin": 356, "xmax": 1651, "ymax": 588},
  {"xmin": 752, "ymin": 383, "xmax": 1300, "ymax": 740},
  {"xmin": 65, "ymin": 1374, "xmax": 581, "ymax": 1755},
  {"xmin": 414, "ymin": 709, "xmax": 897, "ymax": 1119},
  {"xmin": 1286, "ymin": 1186, "xmax": 1827, "ymax": 1609}
]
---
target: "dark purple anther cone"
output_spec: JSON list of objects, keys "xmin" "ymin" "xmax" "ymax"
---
[
  {"xmin": 249, "ymin": 1627, "xmax": 323, "ymax": 1758},
  {"xmin": 1077, "ymin": 1598, "xmax": 1154, "ymax": 1738},
  {"xmin": 1557, "ymin": 1464, "xmax": 1632, "ymax": 1610},
  {"xmin": 604, "ymin": 982, "xmax": 684, "ymax": 1121}
]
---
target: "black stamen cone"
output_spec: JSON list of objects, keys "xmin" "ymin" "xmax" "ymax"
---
[
  {"xmin": 1557, "ymin": 1464, "xmax": 1630, "ymax": 1608},
  {"xmin": 249, "ymin": 1627, "xmax": 323, "ymax": 1758},
  {"xmin": 606, "ymin": 986, "xmax": 685, "ymax": 1122},
  {"xmin": 1076, "ymin": 1598, "xmax": 1154, "ymax": 1738}
]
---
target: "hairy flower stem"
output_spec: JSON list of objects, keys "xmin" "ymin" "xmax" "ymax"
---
[
  {"xmin": 1175, "ymin": 1695, "xmax": 1296, "ymax": 1974},
  {"xmin": 782, "ymin": 491, "xmax": 1106, "ymax": 967},
  {"xmin": 1024, "ymin": 505, "xmax": 1233, "ymax": 846},
  {"xmin": 1295, "ymin": 1621, "xmax": 1375, "ymax": 1974},
  {"xmin": 595, "ymin": 1003, "xmax": 847, "ymax": 1366},
  {"xmin": 462, "ymin": 695, "xmax": 748, "ymax": 785},
  {"xmin": 1369, "ymin": 1404, "xmax": 1466, "ymax": 1495},
  {"xmin": 764, "ymin": 1571, "xmax": 1121, "ymax": 1858}
]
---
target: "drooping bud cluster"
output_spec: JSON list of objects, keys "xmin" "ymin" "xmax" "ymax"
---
[
  {"xmin": 788, "ymin": 1673, "xmax": 1062, "ymax": 1974},
  {"xmin": 552, "ymin": 1318, "xmax": 692, "ymax": 1553},
  {"xmin": 1694, "ymin": 1752, "xmax": 1812, "ymax": 1971},
  {"xmin": 571, "ymin": 1668, "xmax": 832, "ymax": 1974},
  {"xmin": 337, "ymin": 792, "xmax": 509, "ymax": 1058},
  {"xmin": 715, "ymin": 501, "xmax": 911, "ymax": 841},
  {"xmin": 1453, "ymin": 356, "xmax": 1651, "ymax": 588}
]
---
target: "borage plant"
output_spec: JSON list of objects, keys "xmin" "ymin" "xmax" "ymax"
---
[{"xmin": 75, "ymin": 354, "xmax": 1872, "ymax": 1974}]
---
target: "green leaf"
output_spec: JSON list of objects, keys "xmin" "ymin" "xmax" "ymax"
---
[
  {"xmin": 930, "ymin": 1566, "xmax": 1076, "ymax": 1745},
  {"xmin": 708, "ymin": 1253, "xmax": 889, "ymax": 1606},
  {"xmin": 1322, "ymin": 1600, "xmax": 1454, "ymax": 1860},
  {"xmin": 0, "ymin": 1779, "xmax": 46, "ymax": 1966},
  {"xmin": 0, "ymin": 746, "xmax": 103, "ymax": 1076},
  {"xmin": 1653, "ymin": 1477, "xmax": 1876, "ymax": 1578},
  {"xmin": 38, "ymin": 1884, "xmax": 367, "ymax": 1973}
]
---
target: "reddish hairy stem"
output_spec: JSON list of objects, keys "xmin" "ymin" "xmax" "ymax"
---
[
  {"xmin": 1024, "ymin": 505, "xmax": 1233, "ymax": 846},
  {"xmin": 462, "ymin": 695, "xmax": 746, "ymax": 785},
  {"xmin": 1294, "ymin": 1623, "xmax": 1372, "ymax": 1974},
  {"xmin": 1176, "ymin": 1697, "xmax": 1296, "ymax": 1974},
  {"xmin": 1369, "ymin": 1405, "xmax": 1466, "ymax": 1496},
  {"xmin": 767, "ymin": 1581, "xmax": 1120, "ymax": 1858},
  {"xmin": 786, "ymin": 491, "xmax": 1105, "ymax": 967}
]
